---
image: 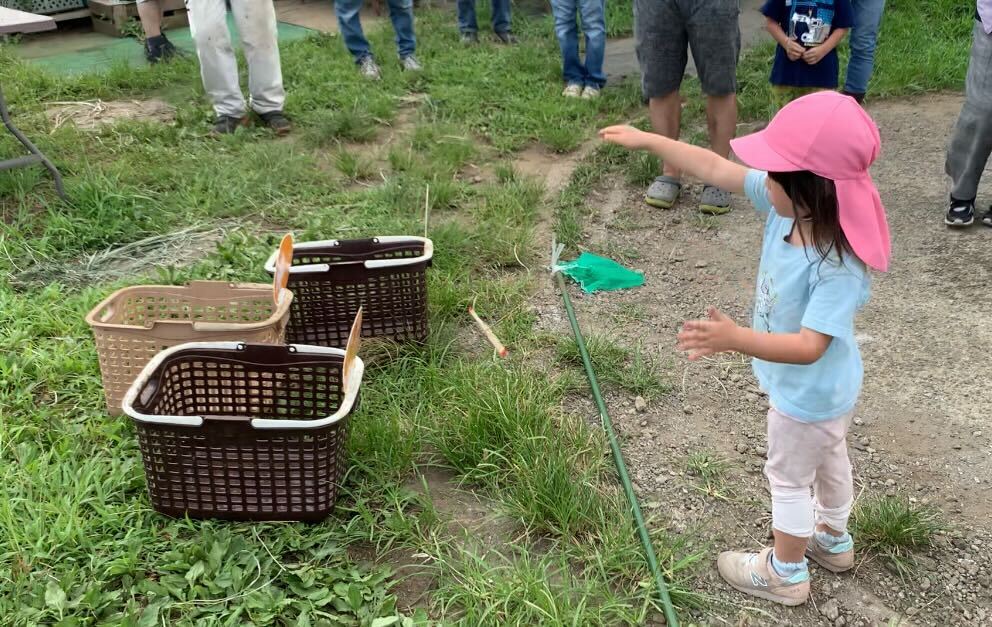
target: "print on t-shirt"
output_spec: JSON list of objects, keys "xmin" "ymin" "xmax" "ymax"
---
[
  {"xmin": 787, "ymin": 0, "xmax": 836, "ymax": 47},
  {"xmin": 755, "ymin": 273, "xmax": 778, "ymax": 332}
]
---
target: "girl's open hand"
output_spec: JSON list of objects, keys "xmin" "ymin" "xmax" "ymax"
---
[
  {"xmin": 677, "ymin": 307, "xmax": 740, "ymax": 360},
  {"xmin": 598, "ymin": 125, "xmax": 652, "ymax": 151}
]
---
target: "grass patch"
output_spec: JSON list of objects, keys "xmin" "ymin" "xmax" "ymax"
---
[
  {"xmin": 304, "ymin": 107, "xmax": 380, "ymax": 146},
  {"xmin": 851, "ymin": 495, "xmax": 943, "ymax": 574},
  {"xmin": 611, "ymin": 303, "xmax": 648, "ymax": 324},
  {"xmin": 685, "ymin": 452, "xmax": 732, "ymax": 501},
  {"xmin": 334, "ymin": 147, "xmax": 379, "ymax": 181},
  {"xmin": 556, "ymin": 334, "xmax": 668, "ymax": 399}
]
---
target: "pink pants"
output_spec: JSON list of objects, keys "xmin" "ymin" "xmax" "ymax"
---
[{"xmin": 764, "ymin": 408, "xmax": 854, "ymax": 538}]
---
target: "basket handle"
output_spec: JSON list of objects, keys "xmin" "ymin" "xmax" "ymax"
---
[
  {"xmin": 250, "ymin": 357, "xmax": 364, "ymax": 430},
  {"xmin": 363, "ymin": 237, "xmax": 434, "ymax": 269},
  {"xmin": 98, "ymin": 303, "xmax": 116, "ymax": 323}
]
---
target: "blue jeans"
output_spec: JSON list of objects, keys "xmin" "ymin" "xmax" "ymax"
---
[
  {"xmin": 843, "ymin": 0, "xmax": 885, "ymax": 95},
  {"xmin": 335, "ymin": 0, "xmax": 416, "ymax": 62},
  {"xmin": 457, "ymin": 0, "xmax": 511, "ymax": 34},
  {"xmin": 551, "ymin": 0, "xmax": 607, "ymax": 88}
]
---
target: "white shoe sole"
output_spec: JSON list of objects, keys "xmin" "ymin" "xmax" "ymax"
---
[
  {"xmin": 723, "ymin": 580, "xmax": 808, "ymax": 606},
  {"xmin": 945, "ymin": 216, "xmax": 974, "ymax": 227}
]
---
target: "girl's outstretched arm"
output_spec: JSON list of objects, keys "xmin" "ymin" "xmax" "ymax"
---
[
  {"xmin": 677, "ymin": 307, "xmax": 832, "ymax": 365},
  {"xmin": 599, "ymin": 126, "xmax": 748, "ymax": 194}
]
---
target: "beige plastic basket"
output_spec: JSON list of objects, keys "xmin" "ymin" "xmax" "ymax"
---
[{"xmin": 86, "ymin": 281, "xmax": 293, "ymax": 415}]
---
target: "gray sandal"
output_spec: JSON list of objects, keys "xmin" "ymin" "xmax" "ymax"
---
[
  {"xmin": 645, "ymin": 175, "xmax": 682, "ymax": 209},
  {"xmin": 699, "ymin": 185, "xmax": 733, "ymax": 215}
]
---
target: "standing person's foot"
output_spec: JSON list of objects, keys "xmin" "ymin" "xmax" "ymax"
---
[
  {"xmin": 841, "ymin": 90, "xmax": 866, "ymax": 104},
  {"xmin": 717, "ymin": 548, "xmax": 810, "ymax": 606},
  {"xmin": 562, "ymin": 84, "xmax": 583, "ymax": 98},
  {"xmin": 401, "ymin": 55, "xmax": 423, "ymax": 72},
  {"xmin": 494, "ymin": 31, "xmax": 518, "ymax": 44},
  {"xmin": 945, "ymin": 200, "xmax": 975, "ymax": 227},
  {"xmin": 145, "ymin": 34, "xmax": 178, "ymax": 63},
  {"xmin": 257, "ymin": 110, "xmax": 292, "ymax": 136},
  {"xmin": 460, "ymin": 31, "xmax": 479, "ymax": 44},
  {"xmin": 805, "ymin": 532, "xmax": 855, "ymax": 573},
  {"xmin": 981, "ymin": 205, "xmax": 992, "ymax": 227},
  {"xmin": 581, "ymin": 86, "xmax": 601, "ymax": 100},
  {"xmin": 699, "ymin": 185, "xmax": 733, "ymax": 215},
  {"xmin": 645, "ymin": 175, "xmax": 682, "ymax": 209},
  {"xmin": 210, "ymin": 115, "xmax": 249, "ymax": 135},
  {"xmin": 358, "ymin": 56, "xmax": 382, "ymax": 80}
]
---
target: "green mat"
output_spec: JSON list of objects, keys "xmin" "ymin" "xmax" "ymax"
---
[{"xmin": 22, "ymin": 16, "xmax": 313, "ymax": 76}]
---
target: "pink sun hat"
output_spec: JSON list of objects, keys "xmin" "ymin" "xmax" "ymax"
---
[{"xmin": 730, "ymin": 91, "xmax": 891, "ymax": 272}]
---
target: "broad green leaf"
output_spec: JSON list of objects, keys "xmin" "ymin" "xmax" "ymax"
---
[
  {"xmin": 136, "ymin": 600, "xmax": 164, "ymax": 627},
  {"xmin": 185, "ymin": 561, "xmax": 206, "ymax": 584},
  {"xmin": 45, "ymin": 581, "xmax": 67, "ymax": 612},
  {"xmin": 371, "ymin": 617, "xmax": 399, "ymax": 627}
]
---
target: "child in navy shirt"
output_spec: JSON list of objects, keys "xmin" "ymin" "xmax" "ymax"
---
[{"xmin": 762, "ymin": 0, "xmax": 853, "ymax": 106}]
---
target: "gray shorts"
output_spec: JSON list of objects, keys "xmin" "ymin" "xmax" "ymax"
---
[{"xmin": 634, "ymin": 0, "xmax": 741, "ymax": 99}]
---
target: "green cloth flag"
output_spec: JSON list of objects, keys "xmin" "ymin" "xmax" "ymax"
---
[{"xmin": 556, "ymin": 252, "xmax": 645, "ymax": 293}]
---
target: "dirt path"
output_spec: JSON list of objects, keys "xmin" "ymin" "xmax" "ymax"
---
[{"xmin": 528, "ymin": 94, "xmax": 992, "ymax": 625}]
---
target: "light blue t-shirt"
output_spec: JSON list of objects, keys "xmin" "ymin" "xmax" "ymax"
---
[{"xmin": 744, "ymin": 169, "xmax": 870, "ymax": 422}]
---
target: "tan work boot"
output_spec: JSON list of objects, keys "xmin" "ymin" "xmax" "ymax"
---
[
  {"xmin": 717, "ymin": 547, "xmax": 810, "ymax": 606},
  {"xmin": 806, "ymin": 533, "xmax": 855, "ymax": 573}
]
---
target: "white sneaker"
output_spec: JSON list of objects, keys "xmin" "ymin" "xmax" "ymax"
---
[
  {"xmin": 581, "ymin": 86, "xmax": 601, "ymax": 99},
  {"xmin": 401, "ymin": 55, "xmax": 423, "ymax": 72},
  {"xmin": 359, "ymin": 56, "xmax": 381, "ymax": 80},
  {"xmin": 562, "ymin": 84, "xmax": 583, "ymax": 98}
]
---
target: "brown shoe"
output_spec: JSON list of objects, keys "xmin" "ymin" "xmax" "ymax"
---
[
  {"xmin": 717, "ymin": 547, "xmax": 810, "ymax": 606},
  {"xmin": 805, "ymin": 533, "xmax": 855, "ymax": 573}
]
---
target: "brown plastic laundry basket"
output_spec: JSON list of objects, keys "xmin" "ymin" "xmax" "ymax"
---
[
  {"xmin": 122, "ymin": 341, "xmax": 363, "ymax": 522},
  {"xmin": 264, "ymin": 236, "xmax": 432, "ymax": 347},
  {"xmin": 86, "ymin": 282, "xmax": 293, "ymax": 415}
]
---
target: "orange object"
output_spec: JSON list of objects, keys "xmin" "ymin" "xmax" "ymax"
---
[
  {"xmin": 343, "ymin": 307, "xmax": 363, "ymax": 391},
  {"xmin": 272, "ymin": 233, "xmax": 293, "ymax": 304},
  {"xmin": 468, "ymin": 302, "xmax": 508, "ymax": 358}
]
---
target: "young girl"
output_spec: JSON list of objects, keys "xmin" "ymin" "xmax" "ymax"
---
[
  {"xmin": 600, "ymin": 91, "xmax": 890, "ymax": 606},
  {"xmin": 761, "ymin": 0, "xmax": 853, "ymax": 108}
]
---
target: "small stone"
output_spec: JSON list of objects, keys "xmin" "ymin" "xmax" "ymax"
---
[
  {"xmin": 885, "ymin": 479, "xmax": 896, "ymax": 487},
  {"xmin": 867, "ymin": 447, "xmax": 877, "ymax": 454},
  {"xmin": 745, "ymin": 392, "xmax": 759, "ymax": 402},
  {"xmin": 920, "ymin": 577, "xmax": 932, "ymax": 591},
  {"xmin": 834, "ymin": 617, "xmax": 846, "ymax": 627},
  {"xmin": 853, "ymin": 417, "xmax": 864, "ymax": 426},
  {"xmin": 640, "ymin": 420, "xmax": 648, "ymax": 428},
  {"xmin": 819, "ymin": 599, "xmax": 841, "ymax": 621},
  {"xmin": 736, "ymin": 442, "xmax": 749, "ymax": 454},
  {"xmin": 683, "ymin": 406, "xmax": 693, "ymax": 415},
  {"xmin": 973, "ymin": 431, "xmax": 983, "ymax": 437},
  {"xmin": 755, "ymin": 446, "xmax": 767, "ymax": 456},
  {"xmin": 635, "ymin": 396, "xmax": 648, "ymax": 413},
  {"xmin": 694, "ymin": 261, "xmax": 708, "ymax": 269}
]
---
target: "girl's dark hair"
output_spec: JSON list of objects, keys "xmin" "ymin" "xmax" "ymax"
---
[{"xmin": 768, "ymin": 170, "xmax": 854, "ymax": 265}]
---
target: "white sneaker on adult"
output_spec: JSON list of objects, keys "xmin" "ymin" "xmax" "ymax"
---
[
  {"xmin": 562, "ymin": 84, "xmax": 583, "ymax": 98},
  {"xmin": 581, "ymin": 86, "xmax": 601, "ymax": 99}
]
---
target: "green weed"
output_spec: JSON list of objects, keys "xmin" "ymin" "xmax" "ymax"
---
[
  {"xmin": 851, "ymin": 494, "xmax": 943, "ymax": 574},
  {"xmin": 334, "ymin": 147, "xmax": 379, "ymax": 181},
  {"xmin": 556, "ymin": 334, "xmax": 668, "ymax": 399},
  {"xmin": 685, "ymin": 452, "xmax": 732, "ymax": 500}
]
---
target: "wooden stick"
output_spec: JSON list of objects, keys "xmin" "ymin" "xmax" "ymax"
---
[{"xmin": 468, "ymin": 300, "xmax": 508, "ymax": 358}]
